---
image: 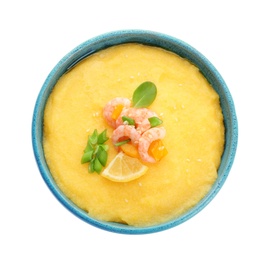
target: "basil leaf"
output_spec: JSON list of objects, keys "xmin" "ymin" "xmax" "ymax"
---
[
  {"xmin": 148, "ymin": 116, "xmax": 163, "ymax": 127},
  {"xmin": 132, "ymin": 81, "xmax": 157, "ymax": 108}
]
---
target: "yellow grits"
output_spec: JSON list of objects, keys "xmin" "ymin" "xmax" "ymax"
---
[{"xmin": 43, "ymin": 43, "xmax": 225, "ymax": 227}]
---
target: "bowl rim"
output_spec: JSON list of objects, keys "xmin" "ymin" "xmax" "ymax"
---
[{"xmin": 32, "ymin": 29, "xmax": 238, "ymax": 234}]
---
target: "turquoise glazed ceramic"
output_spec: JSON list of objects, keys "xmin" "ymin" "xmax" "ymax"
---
[{"xmin": 32, "ymin": 30, "xmax": 238, "ymax": 234}]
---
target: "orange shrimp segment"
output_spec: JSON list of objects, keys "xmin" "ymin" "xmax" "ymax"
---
[
  {"xmin": 111, "ymin": 104, "xmax": 124, "ymax": 120},
  {"xmin": 149, "ymin": 139, "xmax": 168, "ymax": 161},
  {"xmin": 120, "ymin": 143, "xmax": 140, "ymax": 158}
]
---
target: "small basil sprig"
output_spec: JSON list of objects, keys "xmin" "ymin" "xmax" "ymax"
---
[
  {"xmin": 81, "ymin": 129, "xmax": 109, "ymax": 173},
  {"xmin": 132, "ymin": 81, "xmax": 163, "ymax": 127},
  {"xmin": 132, "ymin": 81, "xmax": 157, "ymax": 108}
]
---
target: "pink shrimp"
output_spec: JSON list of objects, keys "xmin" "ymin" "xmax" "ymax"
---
[
  {"xmin": 116, "ymin": 107, "xmax": 158, "ymax": 134},
  {"xmin": 103, "ymin": 97, "xmax": 131, "ymax": 128},
  {"xmin": 138, "ymin": 127, "xmax": 166, "ymax": 163},
  {"xmin": 111, "ymin": 125, "xmax": 141, "ymax": 147}
]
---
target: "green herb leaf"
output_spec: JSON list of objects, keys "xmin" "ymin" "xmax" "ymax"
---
[
  {"xmin": 132, "ymin": 81, "xmax": 157, "ymax": 108},
  {"xmin": 93, "ymin": 157, "xmax": 103, "ymax": 173},
  {"xmin": 122, "ymin": 116, "xmax": 135, "ymax": 126},
  {"xmin": 114, "ymin": 139, "xmax": 131, "ymax": 147},
  {"xmin": 81, "ymin": 129, "xmax": 109, "ymax": 174},
  {"xmin": 81, "ymin": 150, "xmax": 94, "ymax": 164},
  {"xmin": 84, "ymin": 143, "xmax": 94, "ymax": 153},
  {"xmin": 97, "ymin": 129, "xmax": 109, "ymax": 144},
  {"xmin": 89, "ymin": 158, "xmax": 95, "ymax": 173},
  {"xmin": 148, "ymin": 116, "xmax": 163, "ymax": 127},
  {"xmin": 100, "ymin": 144, "xmax": 109, "ymax": 151},
  {"xmin": 97, "ymin": 146, "xmax": 108, "ymax": 166},
  {"xmin": 89, "ymin": 129, "xmax": 98, "ymax": 145}
]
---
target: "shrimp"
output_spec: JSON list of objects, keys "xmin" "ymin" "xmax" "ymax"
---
[
  {"xmin": 111, "ymin": 125, "xmax": 141, "ymax": 146},
  {"xmin": 103, "ymin": 97, "xmax": 131, "ymax": 128},
  {"xmin": 116, "ymin": 107, "xmax": 158, "ymax": 134},
  {"xmin": 138, "ymin": 127, "xmax": 166, "ymax": 163}
]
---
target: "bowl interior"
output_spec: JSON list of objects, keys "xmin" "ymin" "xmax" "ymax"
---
[{"xmin": 32, "ymin": 30, "xmax": 238, "ymax": 234}]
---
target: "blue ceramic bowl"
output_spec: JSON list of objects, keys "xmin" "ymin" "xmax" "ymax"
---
[{"xmin": 32, "ymin": 30, "xmax": 238, "ymax": 234}]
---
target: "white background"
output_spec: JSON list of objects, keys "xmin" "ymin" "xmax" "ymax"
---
[{"xmin": 1, "ymin": 0, "xmax": 270, "ymax": 259}]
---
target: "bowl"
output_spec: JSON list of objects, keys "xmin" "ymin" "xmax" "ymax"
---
[{"xmin": 32, "ymin": 30, "xmax": 238, "ymax": 234}]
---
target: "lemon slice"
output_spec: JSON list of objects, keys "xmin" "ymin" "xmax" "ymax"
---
[{"xmin": 101, "ymin": 152, "xmax": 148, "ymax": 182}]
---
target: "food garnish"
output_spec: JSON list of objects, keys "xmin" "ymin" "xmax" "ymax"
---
[
  {"xmin": 114, "ymin": 139, "xmax": 131, "ymax": 147},
  {"xmin": 132, "ymin": 81, "xmax": 157, "ymax": 108},
  {"xmin": 149, "ymin": 139, "xmax": 168, "ymax": 161},
  {"xmin": 148, "ymin": 116, "xmax": 163, "ymax": 128},
  {"xmin": 122, "ymin": 116, "xmax": 135, "ymax": 126},
  {"xmin": 101, "ymin": 152, "xmax": 148, "ymax": 182},
  {"xmin": 81, "ymin": 81, "xmax": 167, "ymax": 180},
  {"xmin": 81, "ymin": 129, "xmax": 109, "ymax": 173},
  {"xmin": 119, "ymin": 143, "xmax": 140, "ymax": 158}
]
